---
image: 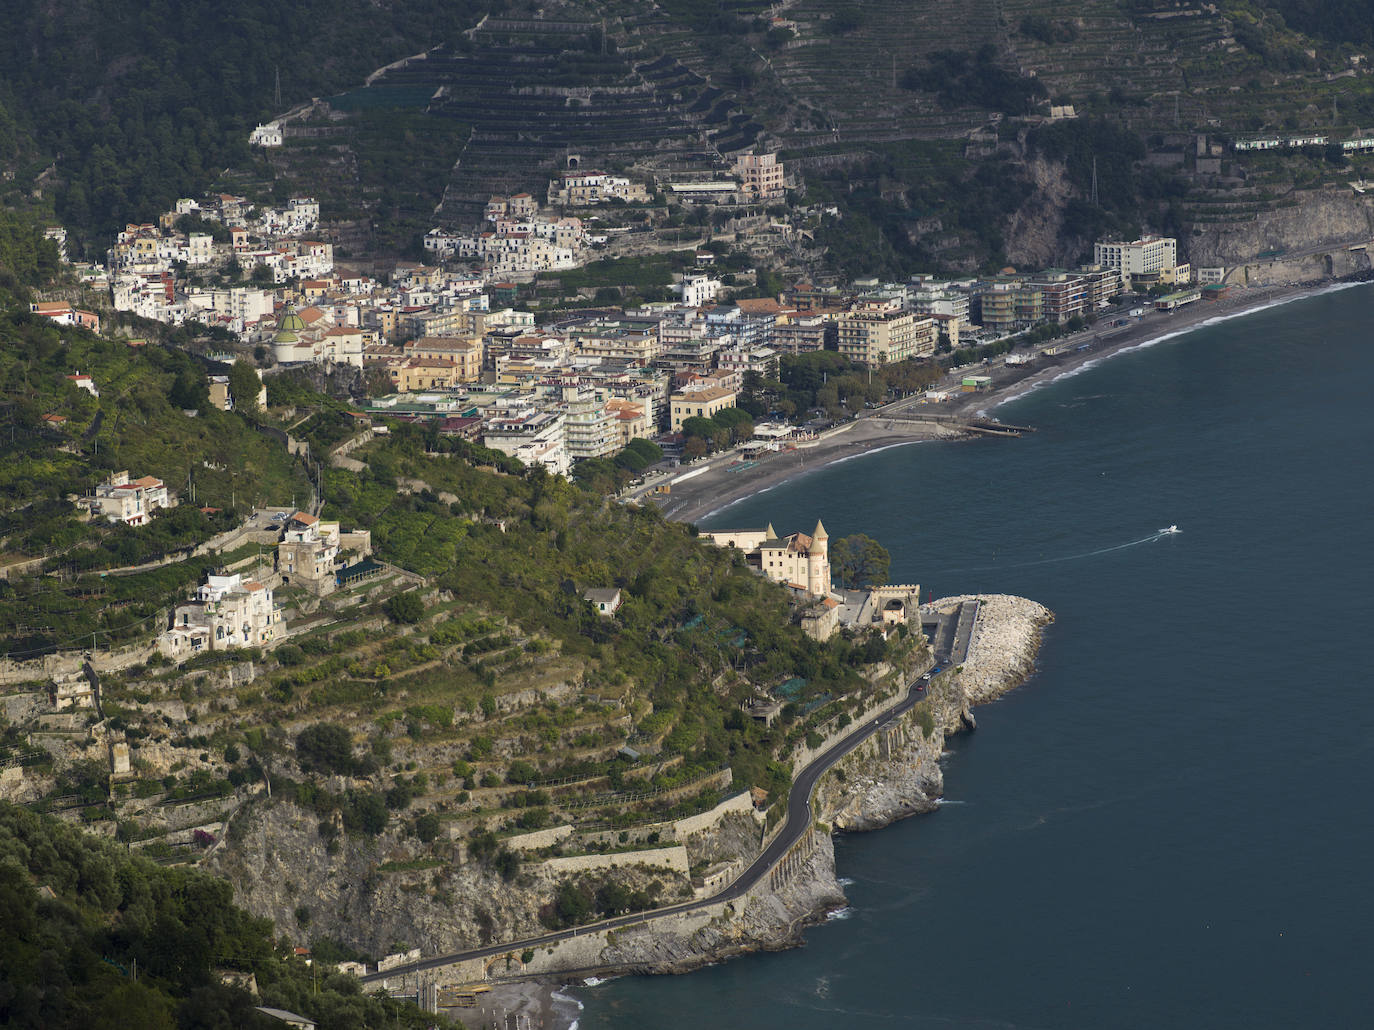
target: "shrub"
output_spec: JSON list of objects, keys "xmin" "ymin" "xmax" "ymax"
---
[
  {"xmin": 296, "ymin": 724, "xmax": 356, "ymax": 776},
  {"xmin": 385, "ymin": 592, "xmax": 425, "ymax": 625}
]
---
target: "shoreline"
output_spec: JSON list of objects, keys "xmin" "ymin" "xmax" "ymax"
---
[
  {"xmin": 650, "ymin": 276, "xmax": 1367, "ymax": 526},
  {"xmin": 479, "ymin": 595, "xmax": 1053, "ymax": 1029}
]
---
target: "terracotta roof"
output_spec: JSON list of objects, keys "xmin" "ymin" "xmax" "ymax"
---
[
  {"xmin": 735, "ymin": 298, "xmax": 782, "ymax": 315},
  {"xmin": 290, "ymin": 512, "xmax": 317, "ymax": 525}
]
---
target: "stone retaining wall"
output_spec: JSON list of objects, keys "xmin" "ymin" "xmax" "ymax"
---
[
  {"xmin": 541, "ymin": 844, "xmax": 690, "ymax": 877},
  {"xmin": 672, "ymin": 789, "xmax": 754, "ymax": 837}
]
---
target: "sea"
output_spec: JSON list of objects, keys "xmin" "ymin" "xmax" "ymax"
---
[{"xmin": 572, "ymin": 282, "xmax": 1374, "ymax": 1028}]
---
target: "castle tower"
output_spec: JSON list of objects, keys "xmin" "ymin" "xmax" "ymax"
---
[{"xmin": 807, "ymin": 519, "xmax": 830, "ymax": 598}]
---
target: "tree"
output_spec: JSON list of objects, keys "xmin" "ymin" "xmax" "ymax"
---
[
  {"xmin": 831, "ymin": 534, "xmax": 892, "ymax": 588},
  {"xmin": 169, "ymin": 367, "xmax": 209, "ymax": 411},
  {"xmin": 385, "ymin": 591, "xmax": 424, "ymax": 624},
  {"xmin": 295, "ymin": 724, "xmax": 356, "ymax": 775},
  {"xmin": 227, "ymin": 360, "xmax": 261, "ymax": 417},
  {"xmin": 414, "ymin": 813, "xmax": 440, "ymax": 843}
]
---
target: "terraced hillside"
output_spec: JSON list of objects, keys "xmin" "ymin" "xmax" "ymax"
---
[
  {"xmin": 765, "ymin": 0, "xmax": 1010, "ymax": 145},
  {"xmin": 242, "ymin": 0, "xmax": 1374, "ymax": 253}
]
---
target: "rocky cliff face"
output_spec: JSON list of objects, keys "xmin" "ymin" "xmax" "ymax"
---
[
  {"xmin": 1003, "ymin": 155, "xmax": 1081, "ymax": 272},
  {"xmin": 210, "ymin": 799, "xmax": 700, "ymax": 957},
  {"xmin": 817, "ymin": 595, "xmax": 1052, "ymax": 833},
  {"xmin": 1189, "ymin": 188, "xmax": 1374, "ymax": 268},
  {"xmin": 598, "ymin": 833, "xmax": 845, "ymax": 975},
  {"xmin": 207, "ymin": 595, "xmax": 1052, "ymax": 974},
  {"xmin": 593, "ymin": 595, "xmax": 1054, "ymax": 976}
]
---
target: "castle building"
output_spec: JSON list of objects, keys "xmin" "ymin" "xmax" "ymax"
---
[{"xmin": 705, "ymin": 520, "xmax": 831, "ymax": 599}]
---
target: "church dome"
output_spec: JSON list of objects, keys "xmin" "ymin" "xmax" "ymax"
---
[{"xmin": 274, "ymin": 312, "xmax": 305, "ymax": 344}]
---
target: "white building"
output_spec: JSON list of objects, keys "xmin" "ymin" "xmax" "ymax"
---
[
  {"xmin": 705, "ymin": 520, "xmax": 832, "ymax": 600},
  {"xmin": 82, "ymin": 471, "xmax": 177, "ymax": 527},
  {"xmin": 164, "ymin": 573, "xmax": 283, "ymax": 654},
  {"xmin": 481, "ymin": 408, "xmax": 570, "ymax": 476},
  {"xmin": 678, "ymin": 274, "xmax": 721, "ymax": 308},
  {"xmin": 1093, "ymin": 235, "xmax": 1179, "ymax": 278},
  {"xmin": 249, "ymin": 123, "xmax": 284, "ymax": 147},
  {"xmin": 562, "ymin": 387, "xmax": 619, "ymax": 462}
]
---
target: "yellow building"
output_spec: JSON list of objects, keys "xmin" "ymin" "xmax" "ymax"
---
[
  {"xmin": 386, "ymin": 357, "xmax": 463, "ymax": 392},
  {"xmin": 404, "ymin": 336, "xmax": 483, "ymax": 382},
  {"xmin": 669, "ymin": 386, "xmax": 738, "ymax": 432},
  {"xmin": 705, "ymin": 520, "xmax": 832, "ymax": 599},
  {"xmin": 837, "ymin": 308, "xmax": 922, "ymax": 366},
  {"xmin": 605, "ymin": 398, "xmax": 652, "ymax": 448}
]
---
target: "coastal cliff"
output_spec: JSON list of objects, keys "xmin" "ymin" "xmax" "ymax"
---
[
  {"xmin": 206, "ymin": 595, "xmax": 1052, "ymax": 978},
  {"xmin": 583, "ymin": 595, "xmax": 1054, "ymax": 976}
]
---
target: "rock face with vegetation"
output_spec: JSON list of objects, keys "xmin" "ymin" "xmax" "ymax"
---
[{"xmin": 572, "ymin": 595, "xmax": 1055, "ymax": 977}]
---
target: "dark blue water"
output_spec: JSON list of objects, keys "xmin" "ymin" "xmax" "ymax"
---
[{"xmin": 578, "ymin": 284, "xmax": 1374, "ymax": 1028}]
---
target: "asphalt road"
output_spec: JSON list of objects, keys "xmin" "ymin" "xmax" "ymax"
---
[{"xmin": 361, "ymin": 664, "xmax": 935, "ymax": 985}]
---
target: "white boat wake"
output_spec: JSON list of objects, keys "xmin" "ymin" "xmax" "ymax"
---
[{"xmin": 933, "ymin": 527, "xmax": 1180, "ymax": 576}]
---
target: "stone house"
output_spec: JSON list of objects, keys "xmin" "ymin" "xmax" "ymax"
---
[{"xmin": 162, "ymin": 573, "xmax": 282, "ymax": 655}]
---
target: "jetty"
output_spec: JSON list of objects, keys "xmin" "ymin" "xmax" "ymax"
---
[{"xmin": 873, "ymin": 412, "xmax": 1035, "ymax": 437}]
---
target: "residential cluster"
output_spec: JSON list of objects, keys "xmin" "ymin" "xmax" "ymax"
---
[
  {"xmin": 423, "ymin": 192, "xmax": 592, "ymax": 273},
  {"xmin": 78, "ymin": 471, "xmax": 177, "ymax": 527},
  {"xmin": 158, "ymin": 511, "xmax": 376, "ymax": 657},
  {"xmin": 43, "ymin": 179, "xmax": 1207, "ymax": 487},
  {"xmin": 261, "ymin": 233, "xmax": 1199, "ymax": 478},
  {"xmin": 104, "ymin": 193, "xmax": 331, "ymax": 331}
]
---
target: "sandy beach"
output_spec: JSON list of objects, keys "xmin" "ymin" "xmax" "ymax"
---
[{"xmin": 641, "ymin": 277, "xmax": 1351, "ymax": 526}]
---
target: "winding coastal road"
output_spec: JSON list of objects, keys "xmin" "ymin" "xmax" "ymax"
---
[{"xmin": 360, "ymin": 664, "xmax": 936, "ymax": 986}]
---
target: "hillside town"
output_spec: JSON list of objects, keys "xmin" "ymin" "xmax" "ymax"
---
[{"xmin": 24, "ymin": 148, "xmax": 1217, "ymax": 486}]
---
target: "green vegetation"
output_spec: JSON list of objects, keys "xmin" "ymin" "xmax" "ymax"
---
[
  {"xmin": 313, "ymin": 422, "xmax": 909, "ymax": 800},
  {"xmin": 0, "ymin": 306, "xmax": 313, "ymax": 655},
  {"xmin": 1269, "ymin": 0, "xmax": 1374, "ymax": 47},
  {"xmin": 571, "ymin": 437, "xmax": 664, "ymax": 494},
  {"xmin": 0, "ymin": 0, "xmax": 499, "ymax": 246},
  {"xmin": 679, "ymin": 407, "xmax": 754, "ymax": 461},
  {"xmin": 900, "ymin": 47, "xmax": 1048, "ymax": 117},
  {"xmin": 0, "ymin": 801, "xmax": 446, "ymax": 1029},
  {"xmin": 540, "ymin": 873, "xmax": 663, "ymax": 930},
  {"xmin": 831, "ymin": 535, "xmax": 892, "ymax": 590},
  {"xmin": 0, "ymin": 212, "xmax": 62, "ymax": 298},
  {"xmin": 774, "ymin": 352, "xmax": 941, "ymax": 419}
]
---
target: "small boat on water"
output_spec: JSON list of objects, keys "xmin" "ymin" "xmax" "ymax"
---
[{"xmin": 1160, "ymin": 524, "xmax": 1181, "ymax": 535}]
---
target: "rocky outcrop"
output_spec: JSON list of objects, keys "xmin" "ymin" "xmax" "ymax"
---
[
  {"xmin": 1189, "ymin": 187, "xmax": 1374, "ymax": 269},
  {"xmin": 816, "ymin": 594, "xmax": 1052, "ymax": 834},
  {"xmin": 206, "ymin": 595, "xmax": 1052, "ymax": 977},
  {"xmin": 597, "ymin": 834, "xmax": 845, "ymax": 975},
  {"xmin": 582, "ymin": 595, "xmax": 1053, "ymax": 976},
  {"xmin": 209, "ymin": 799, "xmax": 698, "ymax": 957}
]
